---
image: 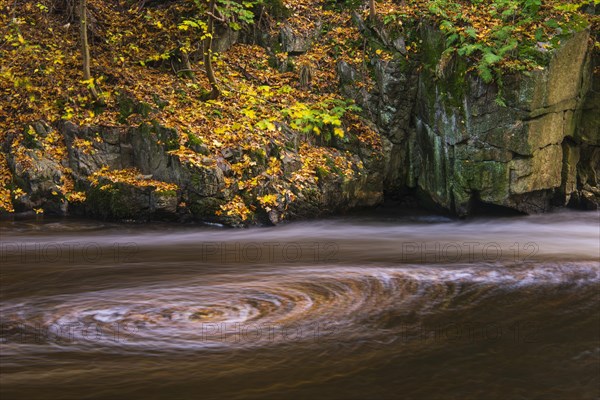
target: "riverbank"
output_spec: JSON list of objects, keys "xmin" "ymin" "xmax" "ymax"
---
[{"xmin": 1, "ymin": 1, "xmax": 598, "ymax": 226}]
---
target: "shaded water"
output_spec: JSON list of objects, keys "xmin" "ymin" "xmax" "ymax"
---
[{"xmin": 1, "ymin": 210, "xmax": 599, "ymax": 399}]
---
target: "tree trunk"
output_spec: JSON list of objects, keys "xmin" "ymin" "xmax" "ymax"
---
[
  {"xmin": 79, "ymin": 0, "xmax": 99, "ymax": 100},
  {"xmin": 369, "ymin": 0, "xmax": 376, "ymax": 22},
  {"xmin": 203, "ymin": 0, "xmax": 220, "ymax": 100}
]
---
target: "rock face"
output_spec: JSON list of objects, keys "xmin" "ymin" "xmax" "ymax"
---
[
  {"xmin": 2, "ymin": 21, "xmax": 597, "ymax": 223},
  {"xmin": 573, "ymin": 43, "xmax": 600, "ymax": 210},
  {"xmin": 4, "ymin": 122, "xmax": 68, "ymax": 215},
  {"xmin": 414, "ymin": 28, "xmax": 596, "ymax": 214},
  {"xmin": 342, "ymin": 25, "xmax": 599, "ymax": 215},
  {"xmin": 278, "ymin": 23, "xmax": 321, "ymax": 54},
  {"xmin": 2, "ymin": 118, "xmax": 382, "ymax": 225}
]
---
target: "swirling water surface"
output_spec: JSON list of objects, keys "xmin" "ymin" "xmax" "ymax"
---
[{"xmin": 1, "ymin": 210, "xmax": 599, "ymax": 399}]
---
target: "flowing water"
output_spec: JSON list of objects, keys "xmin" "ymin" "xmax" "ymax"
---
[{"xmin": 1, "ymin": 209, "xmax": 599, "ymax": 399}]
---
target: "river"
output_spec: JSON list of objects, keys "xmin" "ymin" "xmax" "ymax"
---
[{"xmin": 1, "ymin": 209, "xmax": 599, "ymax": 399}]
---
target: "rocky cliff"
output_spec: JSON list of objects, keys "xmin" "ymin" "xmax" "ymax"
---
[
  {"xmin": 2, "ymin": 118, "xmax": 383, "ymax": 225},
  {"xmin": 342, "ymin": 23, "xmax": 599, "ymax": 215},
  {"xmin": 1, "ymin": 2, "xmax": 598, "ymax": 224}
]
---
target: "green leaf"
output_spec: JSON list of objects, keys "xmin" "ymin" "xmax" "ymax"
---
[
  {"xmin": 498, "ymin": 40, "xmax": 518, "ymax": 56},
  {"xmin": 478, "ymin": 64, "xmax": 493, "ymax": 83},
  {"xmin": 465, "ymin": 27, "xmax": 477, "ymax": 39},
  {"xmin": 440, "ymin": 20, "xmax": 454, "ymax": 32},
  {"xmin": 255, "ymin": 119, "xmax": 276, "ymax": 131},
  {"xmin": 483, "ymin": 52, "xmax": 502, "ymax": 66},
  {"xmin": 446, "ymin": 33, "xmax": 459, "ymax": 46}
]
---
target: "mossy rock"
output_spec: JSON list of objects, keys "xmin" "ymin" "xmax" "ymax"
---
[
  {"xmin": 262, "ymin": 0, "xmax": 291, "ymax": 19},
  {"xmin": 189, "ymin": 196, "xmax": 225, "ymax": 218},
  {"xmin": 116, "ymin": 92, "xmax": 155, "ymax": 123},
  {"xmin": 85, "ymin": 179, "xmax": 180, "ymax": 220},
  {"xmin": 86, "ymin": 182, "xmax": 149, "ymax": 220}
]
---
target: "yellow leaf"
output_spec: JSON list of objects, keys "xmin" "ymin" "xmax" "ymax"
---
[{"xmin": 242, "ymin": 109, "xmax": 256, "ymax": 119}]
